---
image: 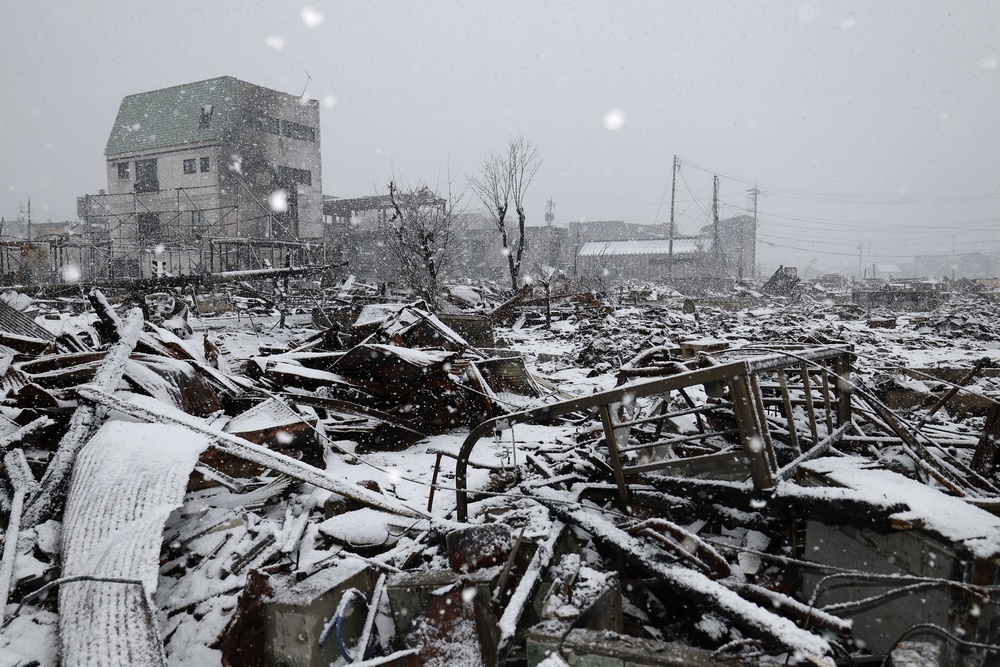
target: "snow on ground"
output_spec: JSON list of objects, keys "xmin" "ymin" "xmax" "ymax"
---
[{"xmin": 5, "ymin": 291, "xmax": 1000, "ymax": 665}]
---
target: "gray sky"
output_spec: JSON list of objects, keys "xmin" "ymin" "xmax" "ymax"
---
[{"xmin": 2, "ymin": 1, "xmax": 998, "ymax": 274}]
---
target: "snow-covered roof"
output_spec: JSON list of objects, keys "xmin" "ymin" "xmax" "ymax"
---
[
  {"xmin": 801, "ymin": 456, "xmax": 1000, "ymax": 558},
  {"xmin": 578, "ymin": 238, "xmax": 709, "ymax": 257}
]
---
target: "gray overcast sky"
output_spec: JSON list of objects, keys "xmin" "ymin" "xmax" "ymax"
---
[{"xmin": 2, "ymin": 1, "xmax": 998, "ymax": 274}]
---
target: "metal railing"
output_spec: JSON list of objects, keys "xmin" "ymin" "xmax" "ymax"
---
[{"xmin": 454, "ymin": 345, "xmax": 852, "ymax": 522}]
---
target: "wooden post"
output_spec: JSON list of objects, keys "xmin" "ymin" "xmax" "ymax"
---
[
  {"xmin": 0, "ymin": 449, "xmax": 37, "ymax": 618},
  {"xmin": 599, "ymin": 404, "xmax": 632, "ymax": 511},
  {"xmin": 800, "ymin": 365, "xmax": 819, "ymax": 446},
  {"xmin": 729, "ymin": 374, "xmax": 774, "ymax": 490},
  {"xmin": 777, "ymin": 369, "xmax": 801, "ymax": 455}
]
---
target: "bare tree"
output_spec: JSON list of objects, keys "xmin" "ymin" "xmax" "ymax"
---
[
  {"xmin": 381, "ymin": 181, "xmax": 464, "ymax": 308},
  {"xmin": 469, "ymin": 136, "xmax": 541, "ymax": 291}
]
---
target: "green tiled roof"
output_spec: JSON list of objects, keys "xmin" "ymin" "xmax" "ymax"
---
[{"xmin": 104, "ymin": 76, "xmax": 239, "ymax": 157}]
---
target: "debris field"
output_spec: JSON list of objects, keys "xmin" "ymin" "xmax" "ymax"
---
[{"xmin": 0, "ymin": 280, "xmax": 999, "ymax": 666}]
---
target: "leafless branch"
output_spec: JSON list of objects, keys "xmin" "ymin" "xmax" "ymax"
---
[
  {"xmin": 382, "ymin": 180, "xmax": 466, "ymax": 307},
  {"xmin": 468, "ymin": 136, "xmax": 541, "ymax": 291}
]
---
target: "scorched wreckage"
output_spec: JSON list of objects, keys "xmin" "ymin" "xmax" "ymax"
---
[
  {"xmin": 0, "ymin": 278, "xmax": 997, "ymax": 667},
  {"xmin": 0, "ymin": 78, "xmax": 998, "ymax": 667}
]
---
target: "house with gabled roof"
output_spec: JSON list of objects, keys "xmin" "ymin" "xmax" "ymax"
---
[{"xmin": 78, "ymin": 76, "xmax": 323, "ymax": 279}]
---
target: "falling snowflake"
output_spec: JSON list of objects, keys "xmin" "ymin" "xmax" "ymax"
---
[
  {"xmin": 264, "ymin": 36, "xmax": 286, "ymax": 51},
  {"xmin": 603, "ymin": 109, "xmax": 625, "ymax": 131},
  {"xmin": 301, "ymin": 7, "xmax": 324, "ymax": 27},
  {"xmin": 62, "ymin": 264, "xmax": 81, "ymax": 283},
  {"xmin": 269, "ymin": 189, "xmax": 289, "ymax": 212}
]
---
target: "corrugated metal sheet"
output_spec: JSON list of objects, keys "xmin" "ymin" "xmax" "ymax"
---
[
  {"xmin": 0, "ymin": 298, "xmax": 55, "ymax": 341},
  {"xmin": 578, "ymin": 238, "xmax": 710, "ymax": 257},
  {"xmin": 60, "ymin": 421, "xmax": 211, "ymax": 666}
]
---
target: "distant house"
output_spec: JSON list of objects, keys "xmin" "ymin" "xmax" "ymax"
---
[
  {"xmin": 696, "ymin": 214, "xmax": 756, "ymax": 280},
  {"xmin": 78, "ymin": 76, "xmax": 323, "ymax": 279},
  {"xmin": 912, "ymin": 252, "xmax": 997, "ymax": 280},
  {"xmin": 577, "ymin": 238, "xmax": 710, "ymax": 282},
  {"xmin": 574, "ymin": 214, "xmax": 756, "ymax": 284}
]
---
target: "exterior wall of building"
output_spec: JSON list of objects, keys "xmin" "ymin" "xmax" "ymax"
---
[
  {"xmin": 106, "ymin": 142, "xmax": 222, "ymax": 196},
  {"xmin": 224, "ymin": 80, "xmax": 323, "ymax": 239},
  {"xmin": 83, "ymin": 77, "xmax": 325, "ymax": 279},
  {"xmin": 456, "ymin": 224, "xmax": 508, "ymax": 283},
  {"xmin": 718, "ymin": 214, "xmax": 756, "ymax": 280},
  {"xmin": 576, "ymin": 252, "xmax": 705, "ymax": 283},
  {"xmin": 522, "ymin": 226, "xmax": 572, "ymax": 274}
]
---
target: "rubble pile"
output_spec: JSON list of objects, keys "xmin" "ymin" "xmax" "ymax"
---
[{"xmin": 0, "ymin": 282, "xmax": 998, "ymax": 666}]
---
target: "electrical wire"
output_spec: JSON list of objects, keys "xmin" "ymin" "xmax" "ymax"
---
[{"xmin": 677, "ymin": 158, "xmax": 1000, "ymax": 204}]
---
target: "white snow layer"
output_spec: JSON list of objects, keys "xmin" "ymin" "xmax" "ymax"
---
[
  {"xmin": 58, "ymin": 421, "xmax": 210, "ymax": 666},
  {"xmin": 800, "ymin": 456, "xmax": 1000, "ymax": 558}
]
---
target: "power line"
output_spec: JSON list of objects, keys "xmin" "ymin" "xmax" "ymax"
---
[
  {"xmin": 677, "ymin": 158, "xmax": 1000, "ymax": 204},
  {"xmin": 758, "ymin": 235, "xmax": 1000, "ymax": 259}
]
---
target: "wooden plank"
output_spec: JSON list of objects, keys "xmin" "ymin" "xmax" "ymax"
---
[
  {"xmin": 76, "ymin": 387, "xmax": 429, "ymax": 520},
  {"xmin": 0, "ymin": 449, "xmax": 35, "ymax": 618},
  {"xmin": 22, "ymin": 309, "xmax": 145, "ymax": 529}
]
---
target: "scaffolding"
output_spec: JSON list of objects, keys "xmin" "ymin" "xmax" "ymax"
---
[{"xmin": 76, "ymin": 184, "xmax": 335, "ymax": 281}]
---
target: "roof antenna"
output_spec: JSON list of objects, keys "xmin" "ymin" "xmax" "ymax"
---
[{"xmin": 300, "ymin": 70, "xmax": 312, "ymax": 98}]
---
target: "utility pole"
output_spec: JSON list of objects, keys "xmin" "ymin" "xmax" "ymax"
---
[
  {"xmin": 26, "ymin": 198, "xmax": 31, "ymax": 243},
  {"xmin": 544, "ymin": 197, "xmax": 556, "ymax": 227},
  {"xmin": 952, "ymin": 234, "xmax": 956, "ymax": 281},
  {"xmin": 712, "ymin": 175, "xmax": 721, "ymax": 272},
  {"xmin": 858, "ymin": 244, "xmax": 863, "ymax": 280},
  {"xmin": 668, "ymin": 155, "xmax": 678, "ymax": 277},
  {"xmin": 746, "ymin": 184, "xmax": 760, "ymax": 280}
]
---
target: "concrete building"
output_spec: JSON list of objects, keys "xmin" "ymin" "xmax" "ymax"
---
[
  {"xmin": 912, "ymin": 252, "xmax": 998, "ymax": 280},
  {"xmin": 696, "ymin": 214, "xmax": 756, "ymax": 280},
  {"xmin": 78, "ymin": 76, "xmax": 324, "ymax": 279},
  {"xmin": 576, "ymin": 238, "xmax": 710, "ymax": 283},
  {"xmin": 575, "ymin": 215, "xmax": 756, "ymax": 284}
]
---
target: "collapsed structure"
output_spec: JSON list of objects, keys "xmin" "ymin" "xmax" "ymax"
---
[
  {"xmin": 1, "ymin": 75, "xmax": 998, "ymax": 667},
  {"xmin": 4, "ymin": 77, "xmax": 758, "ymax": 291},
  {"xmin": 0, "ymin": 277, "xmax": 997, "ymax": 666},
  {"xmin": 76, "ymin": 76, "xmax": 327, "ymax": 281}
]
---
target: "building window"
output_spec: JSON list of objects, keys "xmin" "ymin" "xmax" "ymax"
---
[
  {"xmin": 117, "ymin": 162, "xmax": 130, "ymax": 180},
  {"xmin": 134, "ymin": 158, "xmax": 158, "ymax": 193},
  {"xmin": 281, "ymin": 120, "xmax": 316, "ymax": 142},
  {"xmin": 183, "ymin": 159, "xmax": 197, "ymax": 174},
  {"xmin": 278, "ymin": 166, "xmax": 312, "ymax": 187},
  {"xmin": 191, "ymin": 210, "xmax": 207, "ymax": 234},
  {"xmin": 241, "ymin": 109, "xmax": 280, "ymax": 134},
  {"xmin": 200, "ymin": 157, "xmax": 210, "ymax": 172}
]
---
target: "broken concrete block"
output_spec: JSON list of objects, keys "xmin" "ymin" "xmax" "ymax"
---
[
  {"xmin": 387, "ymin": 571, "xmax": 499, "ymax": 666},
  {"xmin": 446, "ymin": 522, "xmax": 512, "ymax": 573},
  {"xmin": 526, "ymin": 626, "xmax": 716, "ymax": 666},
  {"xmin": 232, "ymin": 561, "xmax": 376, "ymax": 667}
]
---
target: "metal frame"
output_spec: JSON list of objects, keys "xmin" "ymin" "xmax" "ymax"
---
[{"xmin": 454, "ymin": 345, "xmax": 852, "ymax": 522}]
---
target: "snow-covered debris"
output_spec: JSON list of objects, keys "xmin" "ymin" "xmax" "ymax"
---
[
  {"xmin": 59, "ymin": 421, "xmax": 210, "ymax": 666},
  {"xmin": 2, "ymin": 282, "xmax": 1000, "ymax": 665}
]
